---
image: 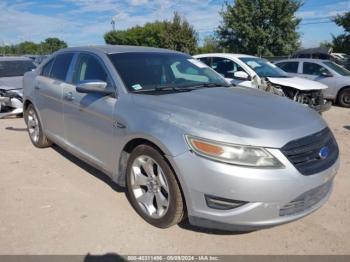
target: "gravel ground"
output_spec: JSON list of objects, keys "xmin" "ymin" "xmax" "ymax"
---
[{"xmin": 0, "ymin": 106, "xmax": 349, "ymax": 255}]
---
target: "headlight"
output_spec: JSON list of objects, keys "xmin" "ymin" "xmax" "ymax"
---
[{"xmin": 185, "ymin": 135, "xmax": 283, "ymax": 168}]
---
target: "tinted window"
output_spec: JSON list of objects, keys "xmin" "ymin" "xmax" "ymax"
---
[
  {"xmin": 41, "ymin": 59, "xmax": 54, "ymax": 77},
  {"xmin": 0, "ymin": 60, "xmax": 36, "ymax": 77},
  {"xmin": 50, "ymin": 53, "xmax": 73, "ymax": 81},
  {"xmin": 276, "ymin": 62, "xmax": 299, "ymax": 73},
  {"xmin": 108, "ymin": 52, "xmax": 227, "ymax": 92},
  {"xmin": 73, "ymin": 54, "xmax": 111, "ymax": 86},
  {"xmin": 211, "ymin": 57, "xmax": 245, "ymax": 78},
  {"xmin": 198, "ymin": 57, "xmax": 212, "ymax": 67},
  {"xmin": 303, "ymin": 62, "xmax": 330, "ymax": 76}
]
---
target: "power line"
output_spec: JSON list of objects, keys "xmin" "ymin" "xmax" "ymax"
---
[{"xmin": 300, "ymin": 20, "xmax": 333, "ymax": 25}]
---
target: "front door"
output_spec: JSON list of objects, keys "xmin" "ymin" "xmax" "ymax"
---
[
  {"xmin": 62, "ymin": 53, "xmax": 117, "ymax": 171},
  {"xmin": 301, "ymin": 61, "xmax": 334, "ymax": 98},
  {"xmin": 212, "ymin": 57, "xmax": 252, "ymax": 88}
]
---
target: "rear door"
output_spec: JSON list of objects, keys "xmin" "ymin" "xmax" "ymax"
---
[
  {"xmin": 34, "ymin": 53, "xmax": 74, "ymax": 141},
  {"xmin": 62, "ymin": 52, "xmax": 117, "ymax": 170}
]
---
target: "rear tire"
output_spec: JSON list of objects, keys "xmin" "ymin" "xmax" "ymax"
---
[
  {"xmin": 337, "ymin": 88, "xmax": 350, "ymax": 108},
  {"xmin": 24, "ymin": 104, "xmax": 52, "ymax": 148},
  {"xmin": 126, "ymin": 144, "xmax": 185, "ymax": 228}
]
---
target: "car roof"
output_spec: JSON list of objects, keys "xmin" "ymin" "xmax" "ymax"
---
[
  {"xmin": 57, "ymin": 45, "xmax": 183, "ymax": 55},
  {"xmin": 194, "ymin": 53, "xmax": 256, "ymax": 59},
  {"xmin": 0, "ymin": 56, "xmax": 33, "ymax": 61},
  {"xmin": 274, "ymin": 58, "xmax": 332, "ymax": 63}
]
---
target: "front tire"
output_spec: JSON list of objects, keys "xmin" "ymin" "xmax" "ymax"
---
[
  {"xmin": 24, "ymin": 104, "xmax": 52, "ymax": 148},
  {"xmin": 337, "ymin": 88, "xmax": 350, "ymax": 108},
  {"xmin": 126, "ymin": 144, "xmax": 185, "ymax": 228}
]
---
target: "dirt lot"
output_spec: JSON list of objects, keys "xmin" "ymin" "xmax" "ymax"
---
[{"xmin": 0, "ymin": 106, "xmax": 349, "ymax": 255}]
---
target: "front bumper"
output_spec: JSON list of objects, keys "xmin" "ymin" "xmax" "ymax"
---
[
  {"xmin": 311, "ymin": 100, "xmax": 332, "ymax": 113},
  {"xmin": 170, "ymin": 149, "xmax": 339, "ymax": 231}
]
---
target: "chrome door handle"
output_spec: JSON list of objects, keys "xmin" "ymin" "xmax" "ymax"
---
[{"xmin": 64, "ymin": 92, "xmax": 74, "ymax": 101}]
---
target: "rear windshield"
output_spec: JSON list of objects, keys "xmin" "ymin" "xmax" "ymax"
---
[
  {"xmin": 323, "ymin": 61, "xmax": 350, "ymax": 76},
  {"xmin": 0, "ymin": 60, "xmax": 36, "ymax": 77}
]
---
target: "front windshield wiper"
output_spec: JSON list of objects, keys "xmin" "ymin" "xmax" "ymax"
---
[
  {"xmin": 184, "ymin": 82, "xmax": 231, "ymax": 89},
  {"xmin": 131, "ymin": 85, "xmax": 194, "ymax": 93},
  {"xmin": 131, "ymin": 82, "xmax": 230, "ymax": 94}
]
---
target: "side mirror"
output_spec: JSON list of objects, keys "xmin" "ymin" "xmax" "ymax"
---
[
  {"xmin": 76, "ymin": 80, "xmax": 113, "ymax": 95},
  {"xmin": 233, "ymin": 71, "xmax": 250, "ymax": 80},
  {"xmin": 321, "ymin": 71, "xmax": 332, "ymax": 77}
]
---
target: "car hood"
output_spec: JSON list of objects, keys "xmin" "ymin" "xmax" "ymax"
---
[
  {"xmin": 0, "ymin": 76, "xmax": 23, "ymax": 90},
  {"xmin": 268, "ymin": 77, "xmax": 328, "ymax": 91},
  {"xmin": 132, "ymin": 87, "xmax": 327, "ymax": 148}
]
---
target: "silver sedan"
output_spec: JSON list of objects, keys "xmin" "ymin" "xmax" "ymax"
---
[{"xmin": 23, "ymin": 46, "xmax": 339, "ymax": 231}]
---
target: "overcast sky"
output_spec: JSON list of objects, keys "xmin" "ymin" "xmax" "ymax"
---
[{"xmin": 0, "ymin": 0, "xmax": 348, "ymax": 48}]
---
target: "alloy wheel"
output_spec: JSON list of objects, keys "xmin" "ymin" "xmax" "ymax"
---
[
  {"xmin": 130, "ymin": 155, "xmax": 170, "ymax": 219},
  {"xmin": 27, "ymin": 108, "xmax": 40, "ymax": 143}
]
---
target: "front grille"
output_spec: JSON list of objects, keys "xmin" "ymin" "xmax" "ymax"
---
[
  {"xmin": 281, "ymin": 128, "xmax": 339, "ymax": 176},
  {"xmin": 279, "ymin": 180, "xmax": 332, "ymax": 216}
]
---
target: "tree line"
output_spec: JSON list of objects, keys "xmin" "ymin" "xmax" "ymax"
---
[
  {"xmin": 1, "ymin": 0, "xmax": 349, "ymax": 57},
  {"xmin": 105, "ymin": 0, "xmax": 350, "ymax": 56},
  {"xmin": 0, "ymin": 38, "xmax": 67, "ymax": 56}
]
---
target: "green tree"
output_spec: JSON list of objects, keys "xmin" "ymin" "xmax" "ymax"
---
[
  {"xmin": 105, "ymin": 21, "xmax": 166, "ymax": 47},
  {"xmin": 217, "ymin": 0, "xmax": 301, "ymax": 56},
  {"xmin": 18, "ymin": 41, "xmax": 38, "ymax": 54},
  {"xmin": 331, "ymin": 12, "xmax": 350, "ymax": 54},
  {"xmin": 319, "ymin": 41, "xmax": 332, "ymax": 49},
  {"xmin": 197, "ymin": 35, "xmax": 223, "ymax": 54},
  {"xmin": 40, "ymin": 37, "xmax": 67, "ymax": 54},
  {"xmin": 104, "ymin": 12, "xmax": 198, "ymax": 54},
  {"xmin": 163, "ymin": 12, "xmax": 198, "ymax": 54}
]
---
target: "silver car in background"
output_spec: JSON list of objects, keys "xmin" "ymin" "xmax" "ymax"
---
[
  {"xmin": 275, "ymin": 58, "xmax": 350, "ymax": 107},
  {"xmin": 23, "ymin": 46, "xmax": 339, "ymax": 231}
]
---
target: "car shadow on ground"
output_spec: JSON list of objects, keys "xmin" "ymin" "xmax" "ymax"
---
[
  {"xmin": 5, "ymin": 126, "xmax": 28, "ymax": 131},
  {"xmin": 84, "ymin": 253, "xmax": 126, "ymax": 262},
  {"xmin": 52, "ymin": 145, "xmax": 253, "ymax": 235},
  {"xmin": 344, "ymin": 125, "xmax": 350, "ymax": 131},
  {"xmin": 177, "ymin": 219, "xmax": 254, "ymax": 235},
  {"xmin": 52, "ymin": 145, "xmax": 125, "ymax": 193}
]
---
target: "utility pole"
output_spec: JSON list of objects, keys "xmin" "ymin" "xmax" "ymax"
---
[{"xmin": 111, "ymin": 16, "xmax": 116, "ymax": 31}]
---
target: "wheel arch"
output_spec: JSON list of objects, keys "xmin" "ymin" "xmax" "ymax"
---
[
  {"xmin": 116, "ymin": 137, "xmax": 173, "ymax": 187},
  {"xmin": 117, "ymin": 137, "xmax": 188, "ymax": 217},
  {"xmin": 336, "ymin": 85, "xmax": 350, "ymax": 104}
]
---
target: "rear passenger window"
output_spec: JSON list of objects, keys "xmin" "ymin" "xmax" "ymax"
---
[
  {"xmin": 41, "ymin": 59, "xmax": 54, "ymax": 77},
  {"xmin": 50, "ymin": 53, "xmax": 73, "ymax": 81},
  {"xmin": 276, "ymin": 62, "xmax": 299, "ymax": 73}
]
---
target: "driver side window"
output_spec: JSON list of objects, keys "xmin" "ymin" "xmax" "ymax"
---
[
  {"xmin": 303, "ymin": 62, "xmax": 330, "ymax": 76},
  {"xmin": 73, "ymin": 54, "xmax": 113, "ymax": 88},
  {"xmin": 212, "ymin": 57, "xmax": 244, "ymax": 78}
]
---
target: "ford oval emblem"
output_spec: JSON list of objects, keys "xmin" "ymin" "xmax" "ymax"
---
[{"xmin": 319, "ymin": 146, "xmax": 329, "ymax": 160}]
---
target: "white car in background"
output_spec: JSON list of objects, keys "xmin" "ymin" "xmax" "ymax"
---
[
  {"xmin": 194, "ymin": 53, "xmax": 330, "ymax": 113},
  {"xmin": 275, "ymin": 59, "xmax": 350, "ymax": 108}
]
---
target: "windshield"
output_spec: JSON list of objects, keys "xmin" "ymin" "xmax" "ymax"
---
[
  {"xmin": 108, "ymin": 52, "xmax": 227, "ymax": 92},
  {"xmin": 239, "ymin": 57, "xmax": 288, "ymax": 78},
  {"xmin": 323, "ymin": 61, "xmax": 350, "ymax": 76},
  {"xmin": 0, "ymin": 60, "xmax": 36, "ymax": 77}
]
